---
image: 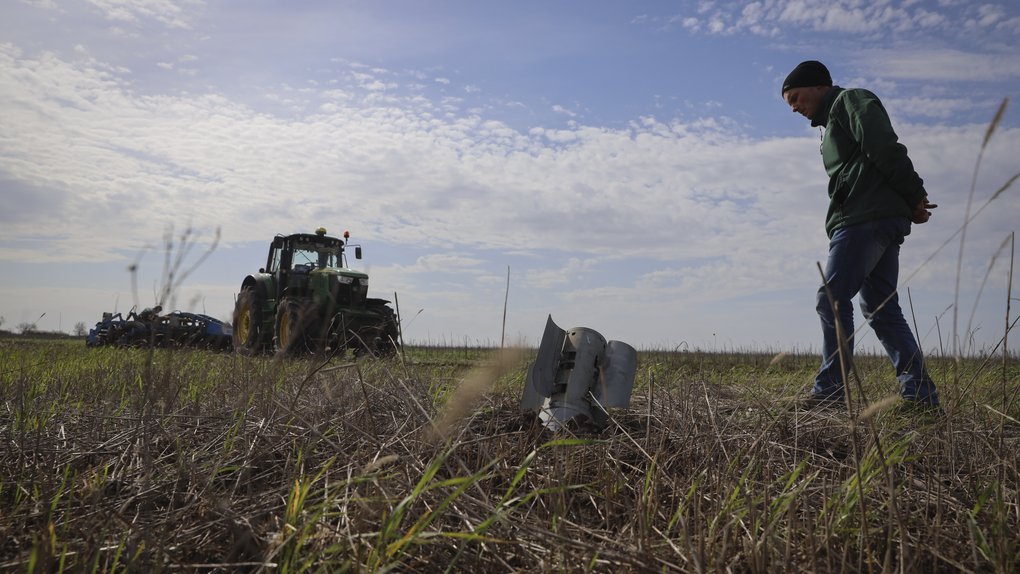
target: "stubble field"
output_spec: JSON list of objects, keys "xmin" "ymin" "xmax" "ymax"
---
[{"xmin": 1, "ymin": 338, "xmax": 1018, "ymax": 572}]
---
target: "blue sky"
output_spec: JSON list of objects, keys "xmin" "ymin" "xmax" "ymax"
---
[{"xmin": 1, "ymin": 0, "xmax": 1018, "ymax": 354}]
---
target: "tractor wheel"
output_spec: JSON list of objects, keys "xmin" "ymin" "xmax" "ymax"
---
[
  {"xmin": 361, "ymin": 303, "xmax": 400, "ymax": 358},
  {"xmin": 233, "ymin": 288, "xmax": 265, "ymax": 354},
  {"xmin": 377, "ymin": 307, "xmax": 400, "ymax": 357},
  {"xmin": 275, "ymin": 298, "xmax": 317, "ymax": 356}
]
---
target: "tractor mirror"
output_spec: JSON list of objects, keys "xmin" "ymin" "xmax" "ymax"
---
[{"xmin": 355, "ymin": 246, "xmax": 362, "ymax": 259}]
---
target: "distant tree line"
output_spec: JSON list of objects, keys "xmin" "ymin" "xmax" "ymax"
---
[{"xmin": 0, "ymin": 315, "xmax": 87, "ymax": 339}]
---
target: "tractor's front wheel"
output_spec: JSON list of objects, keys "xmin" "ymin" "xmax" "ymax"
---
[
  {"xmin": 233, "ymin": 288, "xmax": 265, "ymax": 354},
  {"xmin": 275, "ymin": 298, "xmax": 316, "ymax": 356},
  {"xmin": 358, "ymin": 302, "xmax": 400, "ymax": 358},
  {"xmin": 377, "ymin": 307, "xmax": 400, "ymax": 357}
]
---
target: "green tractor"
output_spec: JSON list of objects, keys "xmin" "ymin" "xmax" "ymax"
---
[{"xmin": 232, "ymin": 227, "xmax": 400, "ymax": 356}]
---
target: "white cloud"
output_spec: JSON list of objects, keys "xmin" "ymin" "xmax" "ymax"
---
[
  {"xmin": 524, "ymin": 257, "xmax": 600, "ymax": 289},
  {"xmin": 911, "ymin": 8, "xmax": 947, "ymax": 28},
  {"xmin": 998, "ymin": 15, "xmax": 1020, "ymax": 33},
  {"xmin": 20, "ymin": 0, "xmax": 58, "ymax": 8},
  {"xmin": 667, "ymin": 0, "xmax": 1016, "ymax": 40},
  {"xmin": 0, "ymin": 47, "xmax": 833, "ymax": 269},
  {"xmin": 885, "ymin": 96, "xmax": 973, "ymax": 119},
  {"xmin": 84, "ymin": 0, "xmax": 202, "ymax": 29},
  {"xmin": 973, "ymin": 4, "xmax": 1005, "ymax": 27},
  {"xmin": 857, "ymin": 47, "xmax": 1020, "ymax": 82},
  {"xmin": 739, "ymin": 2, "xmax": 763, "ymax": 25},
  {"xmin": 551, "ymin": 104, "xmax": 577, "ymax": 118},
  {"xmin": 401, "ymin": 254, "xmax": 487, "ymax": 274}
]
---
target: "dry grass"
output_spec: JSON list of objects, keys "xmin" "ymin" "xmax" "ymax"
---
[{"xmin": 1, "ymin": 340, "xmax": 1018, "ymax": 572}]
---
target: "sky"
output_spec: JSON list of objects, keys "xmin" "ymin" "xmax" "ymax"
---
[{"xmin": 1, "ymin": 0, "xmax": 1018, "ymax": 356}]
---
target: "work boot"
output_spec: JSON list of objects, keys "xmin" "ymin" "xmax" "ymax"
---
[
  {"xmin": 799, "ymin": 394, "xmax": 846, "ymax": 412},
  {"xmin": 892, "ymin": 398, "xmax": 945, "ymax": 420}
]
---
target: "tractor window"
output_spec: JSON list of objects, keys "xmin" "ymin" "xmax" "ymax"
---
[
  {"xmin": 291, "ymin": 248, "xmax": 318, "ymax": 272},
  {"xmin": 292, "ymin": 243, "xmax": 342, "ymax": 270},
  {"xmin": 267, "ymin": 247, "xmax": 282, "ymax": 273}
]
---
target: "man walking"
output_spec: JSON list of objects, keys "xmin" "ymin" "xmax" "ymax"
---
[{"xmin": 781, "ymin": 60, "xmax": 940, "ymax": 409}]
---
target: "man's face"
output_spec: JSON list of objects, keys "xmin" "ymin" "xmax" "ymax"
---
[{"xmin": 783, "ymin": 86, "xmax": 829, "ymax": 121}]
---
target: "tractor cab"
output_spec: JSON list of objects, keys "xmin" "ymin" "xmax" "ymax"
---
[{"xmin": 262, "ymin": 227, "xmax": 360, "ymax": 274}]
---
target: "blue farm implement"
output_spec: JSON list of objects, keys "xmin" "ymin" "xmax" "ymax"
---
[{"xmin": 86, "ymin": 310, "xmax": 232, "ymax": 351}]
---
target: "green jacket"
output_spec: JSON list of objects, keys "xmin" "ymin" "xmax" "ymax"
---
[{"xmin": 813, "ymin": 87, "xmax": 927, "ymax": 237}]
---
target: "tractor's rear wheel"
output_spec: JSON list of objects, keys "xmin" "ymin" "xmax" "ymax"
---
[{"xmin": 233, "ymin": 288, "xmax": 265, "ymax": 354}]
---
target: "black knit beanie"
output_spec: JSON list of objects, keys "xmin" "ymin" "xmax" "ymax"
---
[{"xmin": 781, "ymin": 60, "xmax": 832, "ymax": 95}]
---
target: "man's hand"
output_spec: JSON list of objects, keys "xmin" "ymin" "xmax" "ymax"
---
[{"xmin": 912, "ymin": 198, "xmax": 937, "ymax": 224}]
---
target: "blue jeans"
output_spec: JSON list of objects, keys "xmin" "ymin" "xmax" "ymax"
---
[{"xmin": 813, "ymin": 217, "xmax": 939, "ymax": 405}]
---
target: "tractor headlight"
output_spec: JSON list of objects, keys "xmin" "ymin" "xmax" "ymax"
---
[{"xmin": 336, "ymin": 275, "xmax": 354, "ymax": 285}]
